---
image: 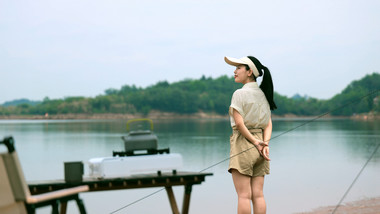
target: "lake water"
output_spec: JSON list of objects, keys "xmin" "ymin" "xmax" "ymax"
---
[{"xmin": 0, "ymin": 118, "xmax": 379, "ymax": 214}]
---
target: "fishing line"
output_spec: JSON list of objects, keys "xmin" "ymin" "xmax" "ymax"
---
[
  {"xmin": 331, "ymin": 140, "xmax": 380, "ymax": 214},
  {"xmin": 202, "ymin": 89, "xmax": 380, "ymax": 172},
  {"xmin": 109, "ymin": 89, "xmax": 379, "ymax": 214},
  {"xmin": 110, "ymin": 188, "xmax": 165, "ymax": 214}
]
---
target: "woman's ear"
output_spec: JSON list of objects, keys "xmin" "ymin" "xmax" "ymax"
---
[{"xmin": 248, "ymin": 69, "xmax": 254, "ymax": 77}]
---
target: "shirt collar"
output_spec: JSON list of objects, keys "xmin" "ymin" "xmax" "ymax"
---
[{"xmin": 242, "ymin": 82, "xmax": 259, "ymax": 89}]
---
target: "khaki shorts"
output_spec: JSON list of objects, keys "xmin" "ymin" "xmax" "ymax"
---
[{"xmin": 228, "ymin": 128, "xmax": 270, "ymax": 177}]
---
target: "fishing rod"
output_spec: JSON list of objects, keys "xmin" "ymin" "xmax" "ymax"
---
[
  {"xmin": 110, "ymin": 89, "xmax": 380, "ymax": 214},
  {"xmin": 331, "ymin": 139, "xmax": 380, "ymax": 214}
]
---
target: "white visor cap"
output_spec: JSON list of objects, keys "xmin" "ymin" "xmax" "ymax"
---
[{"xmin": 224, "ymin": 56, "xmax": 259, "ymax": 78}]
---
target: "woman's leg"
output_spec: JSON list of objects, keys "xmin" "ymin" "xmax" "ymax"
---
[
  {"xmin": 251, "ymin": 176, "xmax": 266, "ymax": 214},
  {"xmin": 231, "ymin": 169, "xmax": 252, "ymax": 214}
]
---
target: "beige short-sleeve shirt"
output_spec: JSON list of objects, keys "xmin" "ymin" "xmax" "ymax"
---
[{"xmin": 229, "ymin": 82, "xmax": 271, "ymax": 128}]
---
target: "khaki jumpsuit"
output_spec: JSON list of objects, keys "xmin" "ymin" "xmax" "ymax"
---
[{"xmin": 228, "ymin": 82, "xmax": 271, "ymax": 177}]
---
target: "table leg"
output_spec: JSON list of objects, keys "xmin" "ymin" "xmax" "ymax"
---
[
  {"xmin": 182, "ymin": 185, "xmax": 192, "ymax": 214},
  {"xmin": 60, "ymin": 201, "xmax": 67, "ymax": 214},
  {"xmin": 165, "ymin": 186, "xmax": 179, "ymax": 214},
  {"xmin": 75, "ymin": 196, "xmax": 87, "ymax": 214}
]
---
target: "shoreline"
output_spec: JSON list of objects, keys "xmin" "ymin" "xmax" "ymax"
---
[
  {"xmin": 0, "ymin": 112, "xmax": 227, "ymax": 120},
  {"xmin": 297, "ymin": 196, "xmax": 380, "ymax": 214},
  {"xmin": 0, "ymin": 112, "xmax": 378, "ymax": 120}
]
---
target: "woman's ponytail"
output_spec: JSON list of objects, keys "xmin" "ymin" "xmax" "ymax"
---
[
  {"xmin": 260, "ymin": 65, "xmax": 277, "ymax": 110},
  {"xmin": 247, "ymin": 56, "xmax": 277, "ymax": 110}
]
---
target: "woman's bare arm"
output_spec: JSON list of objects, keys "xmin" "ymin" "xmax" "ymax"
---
[
  {"xmin": 263, "ymin": 118, "xmax": 272, "ymax": 144},
  {"xmin": 262, "ymin": 118, "xmax": 272, "ymax": 160}
]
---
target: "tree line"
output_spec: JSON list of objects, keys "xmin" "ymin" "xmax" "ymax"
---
[{"xmin": 1, "ymin": 73, "xmax": 379, "ymax": 117}]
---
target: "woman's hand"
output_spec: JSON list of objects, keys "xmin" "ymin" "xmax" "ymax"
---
[
  {"xmin": 261, "ymin": 144, "xmax": 270, "ymax": 161},
  {"xmin": 253, "ymin": 140, "xmax": 271, "ymax": 161}
]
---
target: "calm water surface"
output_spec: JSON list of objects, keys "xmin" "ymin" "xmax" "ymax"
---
[{"xmin": 0, "ymin": 118, "xmax": 379, "ymax": 214}]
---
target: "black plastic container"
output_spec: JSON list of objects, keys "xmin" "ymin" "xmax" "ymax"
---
[{"xmin": 64, "ymin": 161, "xmax": 84, "ymax": 184}]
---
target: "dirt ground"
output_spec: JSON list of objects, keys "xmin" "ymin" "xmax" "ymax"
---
[{"xmin": 297, "ymin": 197, "xmax": 380, "ymax": 214}]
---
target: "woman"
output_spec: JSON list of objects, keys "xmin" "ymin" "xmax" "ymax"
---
[{"xmin": 225, "ymin": 56, "xmax": 277, "ymax": 214}]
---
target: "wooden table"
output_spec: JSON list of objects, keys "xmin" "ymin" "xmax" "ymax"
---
[{"xmin": 28, "ymin": 171, "xmax": 213, "ymax": 214}]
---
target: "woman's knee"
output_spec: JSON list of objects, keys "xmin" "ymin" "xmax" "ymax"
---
[
  {"xmin": 238, "ymin": 190, "xmax": 252, "ymax": 200},
  {"xmin": 235, "ymin": 182, "xmax": 252, "ymax": 199},
  {"xmin": 251, "ymin": 189, "xmax": 264, "ymax": 200}
]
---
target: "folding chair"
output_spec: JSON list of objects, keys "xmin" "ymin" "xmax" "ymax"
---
[{"xmin": 0, "ymin": 136, "xmax": 89, "ymax": 214}]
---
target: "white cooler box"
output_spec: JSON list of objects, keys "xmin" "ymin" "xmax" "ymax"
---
[{"xmin": 88, "ymin": 153, "xmax": 183, "ymax": 179}]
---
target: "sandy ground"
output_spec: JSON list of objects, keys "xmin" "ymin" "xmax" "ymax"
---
[{"xmin": 297, "ymin": 197, "xmax": 380, "ymax": 214}]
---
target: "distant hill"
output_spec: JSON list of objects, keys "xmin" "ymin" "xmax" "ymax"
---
[
  {"xmin": 274, "ymin": 73, "xmax": 379, "ymax": 116},
  {"xmin": 327, "ymin": 73, "xmax": 380, "ymax": 116},
  {"xmin": 0, "ymin": 73, "xmax": 379, "ymax": 117},
  {"xmin": 1, "ymin": 99, "xmax": 41, "ymax": 107}
]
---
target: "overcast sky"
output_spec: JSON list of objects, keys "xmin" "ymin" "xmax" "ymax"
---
[{"xmin": 1, "ymin": 0, "xmax": 379, "ymax": 104}]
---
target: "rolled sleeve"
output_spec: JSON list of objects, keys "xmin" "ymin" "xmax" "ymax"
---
[{"xmin": 229, "ymin": 91, "xmax": 244, "ymax": 117}]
